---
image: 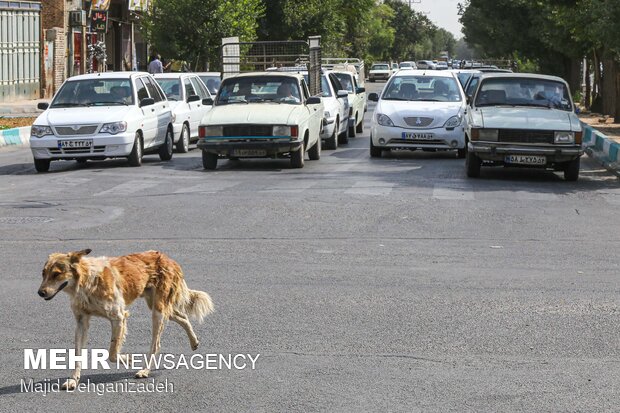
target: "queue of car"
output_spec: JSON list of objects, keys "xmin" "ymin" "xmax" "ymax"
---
[{"xmin": 29, "ymin": 60, "xmax": 583, "ymax": 180}]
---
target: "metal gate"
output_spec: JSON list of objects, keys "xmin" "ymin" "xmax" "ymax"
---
[{"xmin": 0, "ymin": 1, "xmax": 41, "ymax": 102}]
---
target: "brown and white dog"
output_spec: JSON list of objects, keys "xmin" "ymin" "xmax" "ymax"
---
[{"xmin": 37, "ymin": 249, "xmax": 214, "ymax": 390}]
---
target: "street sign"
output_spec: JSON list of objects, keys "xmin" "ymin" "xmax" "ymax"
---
[{"xmin": 91, "ymin": 10, "xmax": 108, "ymax": 32}]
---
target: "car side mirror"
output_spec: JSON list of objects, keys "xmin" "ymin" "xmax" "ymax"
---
[
  {"xmin": 306, "ymin": 96, "xmax": 321, "ymax": 105},
  {"xmin": 337, "ymin": 90, "xmax": 349, "ymax": 98},
  {"xmin": 368, "ymin": 93, "xmax": 379, "ymax": 102},
  {"xmin": 37, "ymin": 102, "xmax": 49, "ymax": 110},
  {"xmin": 356, "ymin": 87, "xmax": 365, "ymax": 94},
  {"xmin": 466, "ymin": 95, "xmax": 473, "ymax": 105},
  {"xmin": 140, "ymin": 97, "xmax": 155, "ymax": 107},
  {"xmin": 202, "ymin": 97, "xmax": 214, "ymax": 106},
  {"xmin": 187, "ymin": 94, "xmax": 200, "ymax": 103}
]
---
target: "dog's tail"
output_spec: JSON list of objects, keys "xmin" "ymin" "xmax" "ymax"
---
[{"xmin": 175, "ymin": 280, "xmax": 214, "ymax": 323}]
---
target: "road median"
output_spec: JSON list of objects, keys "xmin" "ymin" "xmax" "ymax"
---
[
  {"xmin": 0, "ymin": 126, "xmax": 31, "ymax": 151},
  {"xmin": 580, "ymin": 115, "xmax": 620, "ymax": 177}
]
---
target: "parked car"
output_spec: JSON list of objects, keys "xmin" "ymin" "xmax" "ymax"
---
[
  {"xmin": 197, "ymin": 72, "xmax": 323, "ymax": 170},
  {"xmin": 416, "ymin": 60, "xmax": 437, "ymax": 70},
  {"xmin": 368, "ymin": 70, "xmax": 467, "ymax": 158},
  {"xmin": 317, "ymin": 72, "xmax": 351, "ymax": 148},
  {"xmin": 30, "ymin": 72, "xmax": 174, "ymax": 172},
  {"xmin": 194, "ymin": 72, "xmax": 221, "ymax": 94},
  {"xmin": 435, "ymin": 61, "xmax": 449, "ymax": 70},
  {"xmin": 333, "ymin": 69, "xmax": 367, "ymax": 138},
  {"xmin": 368, "ymin": 63, "xmax": 392, "ymax": 82},
  {"xmin": 391, "ymin": 62, "xmax": 399, "ymax": 74},
  {"xmin": 154, "ymin": 73, "xmax": 213, "ymax": 152},
  {"xmin": 465, "ymin": 73, "xmax": 583, "ymax": 180},
  {"xmin": 451, "ymin": 69, "xmax": 482, "ymax": 90},
  {"xmin": 399, "ymin": 61, "xmax": 417, "ymax": 70}
]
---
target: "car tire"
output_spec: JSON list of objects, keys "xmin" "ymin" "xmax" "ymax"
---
[
  {"xmin": 159, "ymin": 127, "xmax": 174, "ymax": 161},
  {"xmin": 127, "ymin": 133, "xmax": 143, "ymax": 167},
  {"xmin": 324, "ymin": 122, "xmax": 338, "ymax": 150},
  {"xmin": 348, "ymin": 115, "xmax": 357, "ymax": 138},
  {"xmin": 356, "ymin": 115, "xmax": 364, "ymax": 134},
  {"xmin": 563, "ymin": 156, "xmax": 580, "ymax": 181},
  {"xmin": 176, "ymin": 123, "xmax": 190, "ymax": 153},
  {"xmin": 202, "ymin": 151, "xmax": 218, "ymax": 170},
  {"xmin": 466, "ymin": 150, "xmax": 481, "ymax": 178},
  {"xmin": 457, "ymin": 147, "xmax": 466, "ymax": 159},
  {"xmin": 338, "ymin": 122, "xmax": 349, "ymax": 145},
  {"xmin": 34, "ymin": 158, "xmax": 50, "ymax": 173},
  {"xmin": 308, "ymin": 136, "xmax": 321, "ymax": 160},
  {"xmin": 290, "ymin": 142, "xmax": 305, "ymax": 168},
  {"xmin": 370, "ymin": 135, "xmax": 382, "ymax": 158}
]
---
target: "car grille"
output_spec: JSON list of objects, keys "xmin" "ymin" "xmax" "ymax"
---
[
  {"xmin": 389, "ymin": 138, "xmax": 446, "ymax": 146},
  {"xmin": 54, "ymin": 125, "xmax": 99, "ymax": 136},
  {"xmin": 403, "ymin": 117, "xmax": 434, "ymax": 127},
  {"xmin": 223, "ymin": 125, "xmax": 272, "ymax": 137},
  {"xmin": 49, "ymin": 145, "xmax": 106, "ymax": 155},
  {"xmin": 498, "ymin": 129, "xmax": 554, "ymax": 144}
]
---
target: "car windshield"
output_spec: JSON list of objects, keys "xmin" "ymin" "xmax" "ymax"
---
[
  {"xmin": 457, "ymin": 72, "xmax": 474, "ymax": 87},
  {"xmin": 475, "ymin": 77, "xmax": 572, "ymax": 111},
  {"xmin": 199, "ymin": 75, "xmax": 221, "ymax": 94},
  {"xmin": 400, "ymin": 63, "xmax": 413, "ymax": 68},
  {"xmin": 51, "ymin": 79, "xmax": 134, "ymax": 107},
  {"xmin": 372, "ymin": 64, "xmax": 389, "ymax": 70},
  {"xmin": 155, "ymin": 78, "xmax": 182, "ymax": 101},
  {"xmin": 216, "ymin": 76, "xmax": 302, "ymax": 105},
  {"xmin": 333, "ymin": 73, "xmax": 354, "ymax": 92},
  {"xmin": 382, "ymin": 75, "xmax": 462, "ymax": 102},
  {"xmin": 303, "ymin": 75, "xmax": 332, "ymax": 97}
]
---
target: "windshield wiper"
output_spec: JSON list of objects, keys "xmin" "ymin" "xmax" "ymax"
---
[
  {"xmin": 50, "ymin": 103, "xmax": 87, "ymax": 108},
  {"xmin": 415, "ymin": 98, "xmax": 441, "ymax": 102},
  {"xmin": 88, "ymin": 102, "xmax": 128, "ymax": 106}
]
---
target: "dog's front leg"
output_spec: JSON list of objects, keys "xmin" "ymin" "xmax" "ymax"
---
[
  {"xmin": 135, "ymin": 310, "xmax": 165, "ymax": 378},
  {"xmin": 62, "ymin": 313, "xmax": 90, "ymax": 390}
]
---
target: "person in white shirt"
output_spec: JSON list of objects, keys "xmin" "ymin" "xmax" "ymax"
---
[{"xmin": 148, "ymin": 55, "xmax": 163, "ymax": 74}]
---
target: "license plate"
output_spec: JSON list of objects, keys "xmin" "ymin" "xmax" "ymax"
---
[
  {"xmin": 402, "ymin": 132, "xmax": 434, "ymax": 140},
  {"xmin": 232, "ymin": 149, "xmax": 267, "ymax": 157},
  {"xmin": 58, "ymin": 140, "xmax": 93, "ymax": 149},
  {"xmin": 504, "ymin": 154, "xmax": 546, "ymax": 165}
]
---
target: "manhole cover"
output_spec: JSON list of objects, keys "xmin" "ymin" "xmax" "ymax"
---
[{"xmin": 0, "ymin": 216, "xmax": 54, "ymax": 224}]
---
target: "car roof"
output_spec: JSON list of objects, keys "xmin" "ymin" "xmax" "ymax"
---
[
  {"xmin": 66, "ymin": 71, "xmax": 147, "ymax": 81},
  {"xmin": 224, "ymin": 72, "xmax": 304, "ymax": 81},
  {"xmin": 392, "ymin": 69, "xmax": 456, "ymax": 78},
  {"xmin": 479, "ymin": 72, "xmax": 568, "ymax": 84},
  {"xmin": 152, "ymin": 73, "xmax": 196, "ymax": 79},
  {"xmin": 193, "ymin": 72, "xmax": 221, "ymax": 76}
]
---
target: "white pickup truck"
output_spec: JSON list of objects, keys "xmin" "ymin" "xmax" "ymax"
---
[{"xmin": 197, "ymin": 72, "xmax": 324, "ymax": 169}]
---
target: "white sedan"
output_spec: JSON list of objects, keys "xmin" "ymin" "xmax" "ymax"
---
[
  {"xmin": 30, "ymin": 72, "xmax": 174, "ymax": 172},
  {"xmin": 154, "ymin": 73, "xmax": 213, "ymax": 152},
  {"xmin": 369, "ymin": 70, "xmax": 467, "ymax": 158}
]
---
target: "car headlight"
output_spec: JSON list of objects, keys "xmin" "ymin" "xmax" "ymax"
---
[
  {"xmin": 444, "ymin": 115, "xmax": 462, "ymax": 129},
  {"xmin": 479, "ymin": 128, "xmax": 499, "ymax": 141},
  {"xmin": 376, "ymin": 113, "xmax": 394, "ymax": 127},
  {"xmin": 100, "ymin": 121, "xmax": 127, "ymax": 135},
  {"xmin": 31, "ymin": 125, "xmax": 53, "ymax": 138},
  {"xmin": 554, "ymin": 131, "xmax": 574, "ymax": 144},
  {"xmin": 205, "ymin": 126, "xmax": 223, "ymax": 136},
  {"xmin": 273, "ymin": 126, "xmax": 291, "ymax": 137}
]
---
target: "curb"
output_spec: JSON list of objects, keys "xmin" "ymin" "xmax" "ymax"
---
[
  {"xmin": 0, "ymin": 126, "xmax": 31, "ymax": 149},
  {"xmin": 581, "ymin": 121, "xmax": 620, "ymax": 178}
]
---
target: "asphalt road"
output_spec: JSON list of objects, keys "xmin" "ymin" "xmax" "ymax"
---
[{"xmin": 1, "ymin": 82, "xmax": 619, "ymax": 412}]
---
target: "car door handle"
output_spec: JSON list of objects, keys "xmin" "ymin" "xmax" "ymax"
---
[{"xmin": 151, "ymin": 108, "xmax": 155, "ymax": 112}]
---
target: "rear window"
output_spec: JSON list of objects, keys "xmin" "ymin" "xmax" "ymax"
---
[{"xmin": 372, "ymin": 64, "xmax": 389, "ymax": 70}]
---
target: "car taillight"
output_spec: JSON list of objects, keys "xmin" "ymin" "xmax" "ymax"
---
[
  {"xmin": 291, "ymin": 126, "xmax": 298, "ymax": 137},
  {"xmin": 199, "ymin": 126, "xmax": 206, "ymax": 138}
]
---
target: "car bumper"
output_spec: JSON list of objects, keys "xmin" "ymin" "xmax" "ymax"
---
[
  {"xmin": 369, "ymin": 73, "xmax": 390, "ymax": 80},
  {"xmin": 197, "ymin": 137, "xmax": 303, "ymax": 156},
  {"xmin": 320, "ymin": 117, "xmax": 337, "ymax": 139},
  {"xmin": 29, "ymin": 132, "xmax": 136, "ymax": 160},
  {"xmin": 371, "ymin": 124, "xmax": 466, "ymax": 149},
  {"xmin": 469, "ymin": 142, "xmax": 584, "ymax": 163}
]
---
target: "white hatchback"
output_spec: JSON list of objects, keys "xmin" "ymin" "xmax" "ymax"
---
[
  {"xmin": 369, "ymin": 70, "xmax": 467, "ymax": 158},
  {"xmin": 30, "ymin": 72, "xmax": 174, "ymax": 172},
  {"xmin": 154, "ymin": 73, "xmax": 213, "ymax": 152}
]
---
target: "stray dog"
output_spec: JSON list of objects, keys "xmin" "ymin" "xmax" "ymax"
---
[{"xmin": 37, "ymin": 249, "xmax": 214, "ymax": 390}]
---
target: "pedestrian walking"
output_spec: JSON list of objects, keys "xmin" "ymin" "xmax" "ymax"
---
[{"xmin": 148, "ymin": 54, "xmax": 164, "ymax": 74}]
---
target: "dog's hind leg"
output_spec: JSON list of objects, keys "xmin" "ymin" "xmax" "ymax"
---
[
  {"xmin": 108, "ymin": 311, "xmax": 129, "ymax": 365},
  {"xmin": 170, "ymin": 310, "xmax": 199, "ymax": 351},
  {"xmin": 62, "ymin": 313, "xmax": 90, "ymax": 390},
  {"xmin": 135, "ymin": 309, "xmax": 165, "ymax": 379}
]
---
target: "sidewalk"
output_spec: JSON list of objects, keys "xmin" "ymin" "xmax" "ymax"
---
[
  {"xmin": 0, "ymin": 98, "xmax": 48, "ymax": 117},
  {"xmin": 580, "ymin": 113, "xmax": 620, "ymax": 178}
]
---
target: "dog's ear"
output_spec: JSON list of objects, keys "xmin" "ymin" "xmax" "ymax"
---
[{"xmin": 70, "ymin": 249, "xmax": 92, "ymax": 263}]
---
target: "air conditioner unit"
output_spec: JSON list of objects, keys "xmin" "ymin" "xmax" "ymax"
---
[{"xmin": 69, "ymin": 10, "xmax": 87, "ymax": 27}]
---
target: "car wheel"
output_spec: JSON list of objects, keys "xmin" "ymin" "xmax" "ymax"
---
[
  {"xmin": 466, "ymin": 150, "xmax": 481, "ymax": 178},
  {"xmin": 356, "ymin": 115, "xmax": 364, "ymax": 134},
  {"xmin": 159, "ymin": 127, "xmax": 174, "ymax": 161},
  {"xmin": 308, "ymin": 136, "xmax": 321, "ymax": 160},
  {"xmin": 348, "ymin": 115, "xmax": 357, "ymax": 138},
  {"xmin": 176, "ymin": 123, "xmax": 190, "ymax": 153},
  {"xmin": 563, "ymin": 156, "xmax": 580, "ymax": 181},
  {"xmin": 127, "ymin": 133, "xmax": 143, "ymax": 167},
  {"xmin": 324, "ymin": 121, "xmax": 338, "ymax": 150},
  {"xmin": 370, "ymin": 135, "xmax": 382, "ymax": 158},
  {"xmin": 290, "ymin": 142, "xmax": 305, "ymax": 168},
  {"xmin": 338, "ymin": 123, "xmax": 349, "ymax": 145},
  {"xmin": 202, "ymin": 151, "xmax": 218, "ymax": 170},
  {"xmin": 34, "ymin": 158, "xmax": 50, "ymax": 173}
]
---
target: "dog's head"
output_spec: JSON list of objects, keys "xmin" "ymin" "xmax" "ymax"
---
[{"xmin": 38, "ymin": 249, "xmax": 91, "ymax": 300}]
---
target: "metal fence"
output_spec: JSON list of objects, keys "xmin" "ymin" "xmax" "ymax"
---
[{"xmin": 0, "ymin": 1, "xmax": 41, "ymax": 102}]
